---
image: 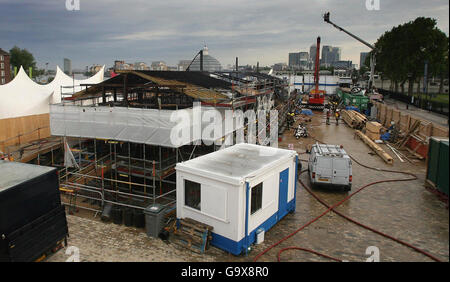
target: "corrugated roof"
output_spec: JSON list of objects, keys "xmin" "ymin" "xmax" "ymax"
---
[{"xmin": 131, "ymin": 71, "xmax": 229, "ymax": 102}]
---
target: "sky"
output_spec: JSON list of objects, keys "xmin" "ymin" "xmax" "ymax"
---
[{"xmin": 0, "ymin": 0, "xmax": 448, "ymax": 70}]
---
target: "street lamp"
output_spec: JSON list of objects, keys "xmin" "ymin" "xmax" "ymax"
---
[{"xmin": 407, "ymin": 72, "xmax": 412, "ymax": 109}]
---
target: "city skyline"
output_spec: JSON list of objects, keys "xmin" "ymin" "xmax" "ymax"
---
[{"xmin": 1, "ymin": 0, "xmax": 448, "ymax": 70}]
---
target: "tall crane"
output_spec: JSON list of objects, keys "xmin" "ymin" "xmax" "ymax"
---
[
  {"xmin": 323, "ymin": 12, "xmax": 377, "ymax": 90},
  {"xmin": 308, "ymin": 36, "xmax": 326, "ymax": 110},
  {"xmin": 313, "ymin": 36, "xmax": 321, "ymax": 93}
]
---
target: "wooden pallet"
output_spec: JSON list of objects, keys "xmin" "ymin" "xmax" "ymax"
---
[{"xmin": 172, "ymin": 218, "xmax": 213, "ymax": 254}]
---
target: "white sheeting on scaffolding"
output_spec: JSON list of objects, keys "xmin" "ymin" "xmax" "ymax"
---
[
  {"xmin": 0, "ymin": 66, "xmax": 104, "ymax": 119},
  {"xmin": 50, "ymin": 105, "xmax": 243, "ymax": 148}
]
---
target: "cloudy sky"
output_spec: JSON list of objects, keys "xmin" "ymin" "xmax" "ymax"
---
[{"xmin": 0, "ymin": 0, "xmax": 448, "ymax": 70}]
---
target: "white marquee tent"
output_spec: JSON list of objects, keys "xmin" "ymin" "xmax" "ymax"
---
[{"xmin": 0, "ymin": 65, "xmax": 104, "ymax": 119}]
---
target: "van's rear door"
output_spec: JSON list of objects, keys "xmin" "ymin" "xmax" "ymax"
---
[
  {"xmin": 333, "ymin": 158, "xmax": 349, "ymax": 185},
  {"xmin": 316, "ymin": 157, "xmax": 332, "ymax": 183}
]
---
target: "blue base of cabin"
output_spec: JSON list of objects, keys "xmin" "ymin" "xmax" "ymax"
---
[{"xmin": 210, "ymin": 198, "xmax": 296, "ymax": 255}]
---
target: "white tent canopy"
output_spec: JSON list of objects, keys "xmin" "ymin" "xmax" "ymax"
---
[{"xmin": 0, "ymin": 65, "xmax": 104, "ymax": 119}]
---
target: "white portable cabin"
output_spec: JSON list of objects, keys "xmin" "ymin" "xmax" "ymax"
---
[{"xmin": 175, "ymin": 143, "xmax": 298, "ymax": 255}]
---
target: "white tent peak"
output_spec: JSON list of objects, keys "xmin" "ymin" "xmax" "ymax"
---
[{"xmin": 0, "ymin": 65, "xmax": 105, "ymax": 119}]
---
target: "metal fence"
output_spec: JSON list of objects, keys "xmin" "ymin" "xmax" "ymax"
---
[{"xmin": 379, "ymin": 89, "xmax": 449, "ymax": 116}]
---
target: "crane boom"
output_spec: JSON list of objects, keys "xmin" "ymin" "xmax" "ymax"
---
[
  {"xmin": 324, "ymin": 12, "xmax": 375, "ymax": 50},
  {"xmin": 314, "ymin": 36, "xmax": 321, "ymax": 92},
  {"xmin": 323, "ymin": 12, "xmax": 377, "ymax": 90}
]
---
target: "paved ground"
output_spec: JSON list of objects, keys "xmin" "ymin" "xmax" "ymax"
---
[{"xmin": 46, "ymin": 112, "xmax": 449, "ymax": 262}]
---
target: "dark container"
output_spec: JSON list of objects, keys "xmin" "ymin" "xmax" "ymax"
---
[
  {"xmin": 123, "ymin": 208, "xmax": 134, "ymax": 227},
  {"xmin": 0, "ymin": 161, "xmax": 68, "ymax": 262},
  {"xmin": 426, "ymin": 137, "xmax": 449, "ymax": 196},
  {"xmin": 101, "ymin": 203, "xmax": 113, "ymax": 222},
  {"xmin": 111, "ymin": 206, "xmax": 123, "ymax": 225},
  {"xmin": 133, "ymin": 209, "xmax": 145, "ymax": 228},
  {"xmin": 0, "ymin": 161, "xmax": 62, "ymax": 236}
]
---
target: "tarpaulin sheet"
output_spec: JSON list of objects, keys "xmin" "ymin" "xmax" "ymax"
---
[{"xmin": 50, "ymin": 105, "xmax": 244, "ymax": 148}]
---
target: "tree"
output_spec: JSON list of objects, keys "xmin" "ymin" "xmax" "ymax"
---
[
  {"xmin": 9, "ymin": 46, "xmax": 37, "ymax": 75},
  {"xmin": 373, "ymin": 17, "xmax": 449, "ymax": 98}
]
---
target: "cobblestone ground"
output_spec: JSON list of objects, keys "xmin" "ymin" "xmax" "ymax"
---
[
  {"xmin": 46, "ymin": 214, "xmax": 218, "ymax": 262},
  {"xmin": 47, "ymin": 112, "xmax": 449, "ymax": 262}
]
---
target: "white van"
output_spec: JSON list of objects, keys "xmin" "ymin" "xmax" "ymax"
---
[{"xmin": 308, "ymin": 143, "xmax": 352, "ymax": 191}]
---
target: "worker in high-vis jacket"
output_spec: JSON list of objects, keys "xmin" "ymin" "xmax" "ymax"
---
[
  {"xmin": 325, "ymin": 108, "xmax": 331, "ymax": 125},
  {"xmin": 335, "ymin": 109, "xmax": 340, "ymax": 125}
]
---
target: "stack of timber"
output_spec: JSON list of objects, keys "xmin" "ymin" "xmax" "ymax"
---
[
  {"xmin": 173, "ymin": 218, "xmax": 213, "ymax": 254},
  {"xmin": 355, "ymin": 130, "xmax": 394, "ymax": 164},
  {"xmin": 365, "ymin": 121, "xmax": 383, "ymax": 141},
  {"xmin": 341, "ymin": 110, "xmax": 367, "ymax": 129}
]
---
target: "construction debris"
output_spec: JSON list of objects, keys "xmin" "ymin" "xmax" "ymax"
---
[
  {"xmin": 355, "ymin": 130, "xmax": 394, "ymax": 164},
  {"xmin": 386, "ymin": 143, "xmax": 405, "ymax": 163},
  {"xmin": 396, "ymin": 120, "xmax": 421, "ymax": 149}
]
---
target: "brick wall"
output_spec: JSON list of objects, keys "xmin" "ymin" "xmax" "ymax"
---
[{"xmin": 0, "ymin": 50, "xmax": 11, "ymax": 85}]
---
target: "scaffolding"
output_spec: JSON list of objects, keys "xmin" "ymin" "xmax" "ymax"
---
[
  {"xmin": 49, "ymin": 70, "xmax": 284, "ymax": 218},
  {"xmin": 58, "ymin": 137, "xmax": 216, "ymax": 216}
]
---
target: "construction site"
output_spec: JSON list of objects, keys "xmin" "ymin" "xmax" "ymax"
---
[
  {"xmin": 1, "ymin": 62, "xmax": 447, "ymax": 262},
  {"xmin": 0, "ymin": 6, "xmax": 449, "ymax": 264}
]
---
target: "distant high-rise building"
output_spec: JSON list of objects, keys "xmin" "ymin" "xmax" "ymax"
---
[
  {"xmin": 332, "ymin": 47, "xmax": 341, "ymax": 62},
  {"xmin": 310, "ymin": 44, "xmax": 317, "ymax": 62},
  {"xmin": 360, "ymin": 52, "xmax": 369, "ymax": 68},
  {"xmin": 0, "ymin": 48, "xmax": 11, "ymax": 85},
  {"xmin": 289, "ymin": 52, "xmax": 309, "ymax": 70},
  {"xmin": 64, "ymin": 58, "xmax": 72, "ymax": 75},
  {"xmin": 321, "ymin": 46, "xmax": 333, "ymax": 66},
  {"xmin": 321, "ymin": 46, "xmax": 341, "ymax": 67},
  {"xmin": 288, "ymin": 53, "xmax": 300, "ymax": 69}
]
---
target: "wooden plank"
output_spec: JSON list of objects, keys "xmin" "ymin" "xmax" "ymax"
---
[
  {"xmin": 356, "ymin": 130, "xmax": 394, "ymax": 164},
  {"xmin": 406, "ymin": 147, "xmax": 425, "ymax": 160}
]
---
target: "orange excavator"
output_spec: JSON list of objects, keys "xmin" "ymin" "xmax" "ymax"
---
[{"xmin": 308, "ymin": 36, "xmax": 326, "ymax": 110}]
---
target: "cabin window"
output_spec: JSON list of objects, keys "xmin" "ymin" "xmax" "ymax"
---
[
  {"xmin": 251, "ymin": 182, "xmax": 263, "ymax": 215},
  {"xmin": 185, "ymin": 179, "xmax": 201, "ymax": 210}
]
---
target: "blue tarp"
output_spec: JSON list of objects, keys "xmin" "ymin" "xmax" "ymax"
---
[
  {"xmin": 300, "ymin": 109, "xmax": 314, "ymax": 116},
  {"xmin": 345, "ymin": 106, "xmax": 360, "ymax": 112},
  {"xmin": 381, "ymin": 132, "xmax": 390, "ymax": 141}
]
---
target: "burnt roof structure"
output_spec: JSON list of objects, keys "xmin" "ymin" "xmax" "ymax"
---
[{"xmin": 69, "ymin": 70, "xmax": 283, "ymax": 110}]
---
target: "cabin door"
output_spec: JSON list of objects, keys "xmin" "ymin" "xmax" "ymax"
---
[{"xmin": 278, "ymin": 168, "xmax": 289, "ymax": 219}]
